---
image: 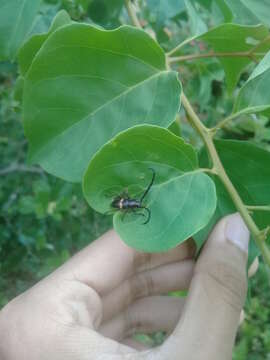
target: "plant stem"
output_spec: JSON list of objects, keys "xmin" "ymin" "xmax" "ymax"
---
[
  {"xmin": 212, "ymin": 112, "xmax": 242, "ymax": 132},
  {"xmin": 125, "ymin": 0, "xmax": 270, "ymax": 266},
  {"xmin": 167, "ymin": 36, "xmax": 196, "ymax": 56},
  {"xmin": 193, "ymin": 167, "xmax": 218, "ymax": 175},
  {"xmin": 124, "ymin": 0, "xmax": 142, "ymax": 29},
  {"xmin": 200, "ymin": 167, "xmax": 218, "ymax": 175},
  {"xmin": 168, "ymin": 32, "xmax": 270, "ymax": 60},
  {"xmin": 169, "ymin": 51, "xmax": 264, "ymax": 64},
  {"xmin": 248, "ymin": 34, "xmax": 270, "ymax": 55},
  {"xmin": 246, "ymin": 205, "xmax": 270, "ymax": 212},
  {"xmin": 213, "ymin": 105, "xmax": 270, "ymax": 132},
  {"xmin": 181, "ymin": 92, "xmax": 270, "ymax": 266}
]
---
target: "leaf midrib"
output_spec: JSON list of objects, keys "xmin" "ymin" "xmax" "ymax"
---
[{"xmin": 30, "ymin": 70, "xmax": 172, "ymax": 159}]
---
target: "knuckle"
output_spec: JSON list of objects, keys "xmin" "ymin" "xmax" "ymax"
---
[
  {"xmin": 133, "ymin": 252, "xmax": 153, "ymax": 272},
  {"xmin": 197, "ymin": 259, "xmax": 247, "ymax": 311},
  {"xmin": 129, "ymin": 272, "xmax": 155, "ymax": 301}
]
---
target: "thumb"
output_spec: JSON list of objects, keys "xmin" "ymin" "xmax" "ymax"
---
[{"xmin": 162, "ymin": 213, "xmax": 249, "ymax": 360}]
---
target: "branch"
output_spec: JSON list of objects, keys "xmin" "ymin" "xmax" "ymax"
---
[
  {"xmin": 246, "ymin": 205, "xmax": 270, "ymax": 212},
  {"xmin": 0, "ymin": 163, "xmax": 43, "ymax": 176},
  {"xmin": 167, "ymin": 37, "xmax": 196, "ymax": 57},
  {"xmin": 124, "ymin": 0, "xmax": 270, "ymax": 266},
  {"xmin": 212, "ymin": 106, "xmax": 270, "ymax": 133},
  {"xmin": 211, "ymin": 112, "xmax": 242, "ymax": 133},
  {"xmin": 248, "ymin": 34, "xmax": 270, "ymax": 56},
  {"xmin": 168, "ymin": 51, "xmax": 264, "ymax": 64},
  {"xmin": 124, "ymin": 0, "xmax": 142, "ymax": 29},
  {"xmin": 181, "ymin": 92, "xmax": 270, "ymax": 267},
  {"xmin": 168, "ymin": 32, "xmax": 270, "ymax": 60}
]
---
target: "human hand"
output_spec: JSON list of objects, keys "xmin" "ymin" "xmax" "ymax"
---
[{"xmin": 0, "ymin": 213, "xmax": 249, "ymax": 360}]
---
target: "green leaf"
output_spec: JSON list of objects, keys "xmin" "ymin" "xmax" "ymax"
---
[
  {"xmin": 234, "ymin": 51, "xmax": 270, "ymax": 116},
  {"xmin": 193, "ymin": 175, "xmax": 236, "ymax": 250},
  {"xmin": 83, "ymin": 125, "xmax": 197, "ymax": 213},
  {"xmin": 224, "ymin": 0, "xmax": 270, "ymax": 27},
  {"xmin": 18, "ymin": 10, "xmax": 72, "ymax": 76},
  {"xmin": 114, "ymin": 172, "xmax": 216, "ymax": 251},
  {"xmin": 185, "ymin": 0, "xmax": 208, "ymax": 36},
  {"xmin": 196, "ymin": 139, "xmax": 270, "ymax": 262},
  {"xmin": 168, "ymin": 118, "xmax": 181, "ymax": 137},
  {"xmin": 16, "ymin": 10, "xmax": 71, "ymax": 104},
  {"xmin": 146, "ymin": 0, "xmax": 186, "ymax": 24},
  {"xmin": 0, "ymin": 0, "xmax": 41, "ymax": 61},
  {"xmin": 244, "ymin": 0, "xmax": 270, "ymax": 27},
  {"xmin": 87, "ymin": 0, "xmax": 123, "ymax": 27},
  {"xmin": 215, "ymin": 140, "xmax": 270, "ymax": 227},
  {"xmin": 29, "ymin": 3, "xmax": 61, "ymax": 35},
  {"xmin": 198, "ymin": 24, "xmax": 270, "ymax": 93},
  {"xmin": 211, "ymin": 0, "xmax": 233, "ymax": 24},
  {"xmin": 83, "ymin": 125, "xmax": 217, "ymax": 252},
  {"xmin": 23, "ymin": 24, "xmax": 181, "ymax": 182},
  {"xmin": 188, "ymin": 0, "xmax": 232, "ymax": 27}
]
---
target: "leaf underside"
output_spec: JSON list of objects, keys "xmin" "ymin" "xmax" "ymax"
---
[{"xmin": 23, "ymin": 24, "xmax": 181, "ymax": 182}]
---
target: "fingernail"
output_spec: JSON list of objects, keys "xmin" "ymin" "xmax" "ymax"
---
[{"xmin": 225, "ymin": 213, "xmax": 250, "ymax": 253}]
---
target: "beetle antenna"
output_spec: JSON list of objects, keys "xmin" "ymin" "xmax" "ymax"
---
[
  {"xmin": 140, "ymin": 168, "xmax": 155, "ymax": 203},
  {"xmin": 141, "ymin": 207, "xmax": 151, "ymax": 224}
]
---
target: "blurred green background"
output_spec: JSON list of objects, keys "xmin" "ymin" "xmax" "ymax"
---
[{"xmin": 1, "ymin": 1, "xmax": 270, "ymax": 358}]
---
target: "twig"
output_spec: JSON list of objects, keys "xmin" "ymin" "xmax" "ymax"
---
[
  {"xmin": 169, "ymin": 51, "xmax": 265, "ymax": 64},
  {"xmin": 167, "ymin": 36, "xmax": 196, "ymax": 57},
  {"xmin": 246, "ymin": 205, "xmax": 270, "ymax": 212},
  {"xmin": 181, "ymin": 92, "xmax": 270, "ymax": 267},
  {"xmin": 124, "ymin": 0, "xmax": 270, "ymax": 267},
  {"xmin": 212, "ymin": 105, "xmax": 270, "ymax": 133},
  {"xmin": 124, "ymin": 0, "xmax": 142, "ymax": 29},
  {"xmin": 0, "ymin": 163, "xmax": 43, "ymax": 176},
  {"xmin": 248, "ymin": 34, "xmax": 270, "ymax": 56},
  {"xmin": 168, "ymin": 32, "xmax": 270, "ymax": 60},
  {"xmin": 211, "ymin": 112, "xmax": 242, "ymax": 133}
]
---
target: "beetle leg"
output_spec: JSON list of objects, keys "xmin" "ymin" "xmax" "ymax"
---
[{"xmin": 141, "ymin": 206, "xmax": 151, "ymax": 224}]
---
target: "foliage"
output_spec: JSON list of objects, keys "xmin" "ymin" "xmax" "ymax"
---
[
  {"xmin": 0, "ymin": 64, "xmax": 111, "ymax": 306},
  {"xmin": 7, "ymin": 0, "xmax": 269, "ymax": 259},
  {"xmin": 83, "ymin": 125, "xmax": 216, "ymax": 251},
  {"xmin": 0, "ymin": 0, "xmax": 41, "ymax": 61},
  {"xmin": 1, "ymin": 0, "xmax": 270, "ymax": 357},
  {"xmin": 22, "ymin": 23, "xmax": 180, "ymax": 181},
  {"xmin": 233, "ymin": 263, "xmax": 270, "ymax": 360}
]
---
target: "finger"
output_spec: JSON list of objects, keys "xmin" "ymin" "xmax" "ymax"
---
[
  {"xmin": 0, "ymin": 295, "xmax": 136, "ymax": 360},
  {"xmin": 52, "ymin": 230, "xmax": 134, "ymax": 295},
  {"xmin": 99, "ymin": 296, "xmax": 185, "ymax": 341},
  {"xmin": 134, "ymin": 238, "xmax": 196, "ymax": 273},
  {"xmin": 51, "ymin": 230, "xmax": 195, "ymax": 295},
  {"xmin": 122, "ymin": 338, "xmax": 152, "ymax": 351},
  {"xmin": 57, "ymin": 327, "xmax": 137, "ymax": 359},
  {"xmin": 102, "ymin": 260, "xmax": 194, "ymax": 322},
  {"xmin": 162, "ymin": 213, "xmax": 249, "ymax": 360}
]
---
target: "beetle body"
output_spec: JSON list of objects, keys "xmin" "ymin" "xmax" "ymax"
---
[
  {"xmin": 110, "ymin": 168, "xmax": 155, "ymax": 225},
  {"xmin": 111, "ymin": 197, "xmax": 141, "ymax": 210}
]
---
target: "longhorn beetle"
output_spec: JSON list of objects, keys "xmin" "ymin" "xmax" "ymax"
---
[{"xmin": 111, "ymin": 168, "xmax": 155, "ymax": 224}]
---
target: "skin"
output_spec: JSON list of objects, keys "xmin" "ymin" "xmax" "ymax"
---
[{"xmin": 0, "ymin": 213, "xmax": 249, "ymax": 360}]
